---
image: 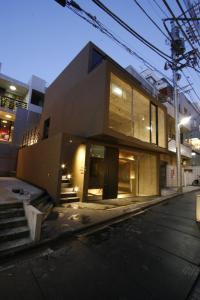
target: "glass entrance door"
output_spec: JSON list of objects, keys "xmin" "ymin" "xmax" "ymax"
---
[{"xmin": 118, "ymin": 151, "xmax": 137, "ymax": 197}]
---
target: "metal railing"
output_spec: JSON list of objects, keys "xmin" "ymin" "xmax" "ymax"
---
[
  {"xmin": 21, "ymin": 127, "xmax": 39, "ymax": 147},
  {"xmin": 0, "ymin": 96, "xmax": 27, "ymax": 111}
]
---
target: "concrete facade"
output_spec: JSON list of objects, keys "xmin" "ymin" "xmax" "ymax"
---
[{"xmin": 17, "ymin": 42, "xmax": 174, "ymax": 202}]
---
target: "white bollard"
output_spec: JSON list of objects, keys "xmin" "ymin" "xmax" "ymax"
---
[{"xmin": 196, "ymin": 195, "xmax": 200, "ymax": 222}]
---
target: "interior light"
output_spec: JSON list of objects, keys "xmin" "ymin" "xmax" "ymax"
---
[
  {"xmin": 61, "ymin": 164, "xmax": 66, "ymax": 169},
  {"xmin": 5, "ymin": 114, "xmax": 12, "ymax": 119},
  {"xmin": 67, "ymin": 174, "xmax": 72, "ymax": 179},
  {"xmin": 112, "ymin": 84, "xmax": 123, "ymax": 97},
  {"xmin": 2, "ymin": 120, "xmax": 7, "ymax": 124},
  {"xmin": 69, "ymin": 139, "xmax": 73, "ymax": 143},
  {"xmin": 9, "ymin": 85, "xmax": 16, "ymax": 91},
  {"xmin": 146, "ymin": 126, "xmax": 152, "ymax": 131},
  {"xmin": 191, "ymin": 152, "xmax": 196, "ymax": 156}
]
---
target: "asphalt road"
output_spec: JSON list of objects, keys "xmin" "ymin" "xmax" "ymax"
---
[{"xmin": 1, "ymin": 190, "xmax": 200, "ymax": 300}]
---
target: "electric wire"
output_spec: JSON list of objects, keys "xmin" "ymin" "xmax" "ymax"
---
[
  {"xmin": 162, "ymin": 0, "xmax": 200, "ymax": 60},
  {"xmin": 152, "ymin": 0, "xmax": 168, "ymax": 18},
  {"xmin": 65, "ymin": 2, "xmax": 172, "ymax": 82},
  {"xmin": 132, "ymin": 0, "xmax": 169, "ymax": 40},
  {"xmin": 176, "ymin": 0, "xmax": 200, "ymax": 47},
  {"xmin": 91, "ymin": 0, "xmax": 173, "ymax": 62}
]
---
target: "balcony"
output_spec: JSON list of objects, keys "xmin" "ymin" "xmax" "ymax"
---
[
  {"xmin": 168, "ymin": 139, "xmax": 192, "ymax": 158},
  {"xmin": 0, "ymin": 96, "xmax": 27, "ymax": 112}
]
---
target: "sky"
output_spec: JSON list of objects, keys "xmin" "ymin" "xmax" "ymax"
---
[{"xmin": 0, "ymin": 0, "xmax": 200, "ymax": 103}]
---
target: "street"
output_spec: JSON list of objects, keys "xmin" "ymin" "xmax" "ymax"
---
[{"xmin": 1, "ymin": 190, "xmax": 200, "ymax": 300}]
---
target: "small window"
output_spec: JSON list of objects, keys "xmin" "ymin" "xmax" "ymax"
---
[
  {"xmin": 89, "ymin": 49, "xmax": 103, "ymax": 72},
  {"xmin": 43, "ymin": 118, "xmax": 50, "ymax": 139},
  {"xmin": 31, "ymin": 89, "xmax": 44, "ymax": 107}
]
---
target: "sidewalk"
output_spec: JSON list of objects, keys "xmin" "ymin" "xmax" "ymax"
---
[
  {"xmin": 41, "ymin": 185, "xmax": 200, "ymax": 241},
  {"xmin": 0, "ymin": 177, "xmax": 200, "ymax": 249}
]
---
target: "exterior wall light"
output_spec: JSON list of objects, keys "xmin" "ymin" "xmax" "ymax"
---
[
  {"xmin": 2, "ymin": 120, "xmax": 7, "ymax": 123},
  {"xmin": 61, "ymin": 164, "xmax": 66, "ymax": 169},
  {"xmin": 74, "ymin": 186, "xmax": 79, "ymax": 192},
  {"xmin": 5, "ymin": 114, "xmax": 12, "ymax": 119},
  {"xmin": 192, "ymin": 152, "xmax": 196, "ymax": 156},
  {"xmin": 9, "ymin": 85, "xmax": 16, "ymax": 91}
]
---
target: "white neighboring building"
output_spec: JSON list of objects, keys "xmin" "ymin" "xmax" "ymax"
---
[{"xmin": 0, "ymin": 66, "xmax": 46, "ymax": 175}]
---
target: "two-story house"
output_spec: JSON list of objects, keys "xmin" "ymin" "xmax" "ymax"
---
[{"xmin": 17, "ymin": 42, "xmax": 169, "ymax": 204}]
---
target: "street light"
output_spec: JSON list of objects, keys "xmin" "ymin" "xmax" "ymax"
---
[
  {"xmin": 177, "ymin": 115, "xmax": 191, "ymax": 193},
  {"xmin": 179, "ymin": 116, "xmax": 191, "ymax": 127}
]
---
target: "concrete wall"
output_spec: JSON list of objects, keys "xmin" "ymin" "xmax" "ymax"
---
[
  {"xmin": 0, "ymin": 143, "xmax": 18, "ymax": 176},
  {"xmin": 39, "ymin": 46, "xmax": 107, "ymax": 138},
  {"xmin": 12, "ymin": 108, "xmax": 41, "ymax": 146},
  {"xmin": 17, "ymin": 133, "xmax": 63, "ymax": 200}
]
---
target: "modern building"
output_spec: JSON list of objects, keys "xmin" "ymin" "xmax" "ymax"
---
[
  {"xmin": 141, "ymin": 68, "xmax": 200, "ymax": 187},
  {"xmin": 0, "ymin": 66, "xmax": 46, "ymax": 176},
  {"xmin": 17, "ymin": 42, "xmax": 180, "ymax": 204}
]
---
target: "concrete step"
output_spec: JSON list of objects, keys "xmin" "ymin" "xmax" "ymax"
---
[
  {"xmin": 61, "ymin": 187, "xmax": 74, "ymax": 193},
  {"xmin": 0, "ymin": 226, "xmax": 29, "ymax": 242},
  {"xmin": 0, "ymin": 201, "xmax": 23, "ymax": 211},
  {"xmin": 0, "ymin": 217, "xmax": 27, "ymax": 229},
  {"xmin": 0, "ymin": 208, "xmax": 24, "ymax": 219},
  {"xmin": 0, "ymin": 237, "xmax": 32, "ymax": 256},
  {"xmin": 60, "ymin": 192, "xmax": 77, "ymax": 198},
  {"xmin": 61, "ymin": 182, "xmax": 72, "ymax": 188},
  {"xmin": 60, "ymin": 197, "xmax": 80, "ymax": 203}
]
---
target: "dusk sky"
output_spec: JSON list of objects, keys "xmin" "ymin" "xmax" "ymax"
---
[{"xmin": 1, "ymin": 0, "xmax": 200, "ymax": 103}]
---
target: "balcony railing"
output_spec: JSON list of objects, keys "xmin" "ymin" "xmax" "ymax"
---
[
  {"xmin": 0, "ymin": 96, "xmax": 27, "ymax": 112},
  {"xmin": 168, "ymin": 139, "xmax": 192, "ymax": 158}
]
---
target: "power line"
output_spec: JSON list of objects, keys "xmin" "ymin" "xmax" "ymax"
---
[
  {"xmin": 132, "ymin": 0, "xmax": 169, "ymax": 40},
  {"xmin": 176, "ymin": 0, "xmax": 200, "ymax": 47},
  {"xmin": 162, "ymin": 0, "xmax": 200, "ymax": 59},
  {"xmin": 91, "ymin": 0, "xmax": 173, "ymax": 62},
  {"xmin": 152, "ymin": 0, "xmax": 168, "ymax": 18},
  {"xmin": 65, "ymin": 1, "xmax": 172, "ymax": 81}
]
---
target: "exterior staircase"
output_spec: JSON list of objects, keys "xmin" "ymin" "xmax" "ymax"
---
[
  {"xmin": 60, "ymin": 175, "xmax": 80, "ymax": 204},
  {"xmin": 0, "ymin": 201, "xmax": 31, "ymax": 256}
]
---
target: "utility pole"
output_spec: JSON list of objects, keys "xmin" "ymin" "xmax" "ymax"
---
[{"xmin": 171, "ymin": 21, "xmax": 183, "ymax": 193}]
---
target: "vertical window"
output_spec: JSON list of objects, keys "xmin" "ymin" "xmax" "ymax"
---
[
  {"xmin": 89, "ymin": 49, "xmax": 103, "ymax": 72},
  {"xmin": 133, "ymin": 89, "xmax": 150, "ymax": 143},
  {"xmin": 151, "ymin": 104, "xmax": 157, "ymax": 144},
  {"xmin": 109, "ymin": 73, "xmax": 133, "ymax": 136},
  {"xmin": 158, "ymin": 108, "xmax": 166, "ymax": 148},
  {"xmin": 31, "ymin": 89, "xmax": 44, "ymax": 107},
  {"xmin": 43, "ymin": 118, "xmax": 50, "ymax": 139}
]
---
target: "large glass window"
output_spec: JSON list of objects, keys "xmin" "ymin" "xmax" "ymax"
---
[
  {"xmin": 158, "ymin": 108, "xmax": 166, "ymax": 148},
  {"xmin": 109, "ymin": 73, "xmax": 166, "ymax": 148},
  {"xmin": 133, "ymin": 89, "xmax": 150, "ymax": 143},
  {"xmin": 109, "ymin": 74, "xmax": 133, "ymax": 136},
  {"xmin": 151, "ymin": 104, "xmax": 157, "ymax": 144}
]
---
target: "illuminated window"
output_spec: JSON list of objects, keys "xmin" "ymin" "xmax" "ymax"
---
[
  {"xmin": 151, "ymin": 104, "xmax": 157, "ymax": 144},
  {"xmin": 109, "ymin": 73, "xmax": 133, "ymax": 136},
  {"xmin": 158, "ymin": 108, "xmax": 166, "ymax": 148},
  {"xmin": 133, "ymin": 89, "xmax": 150, "ymax": 143}
]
